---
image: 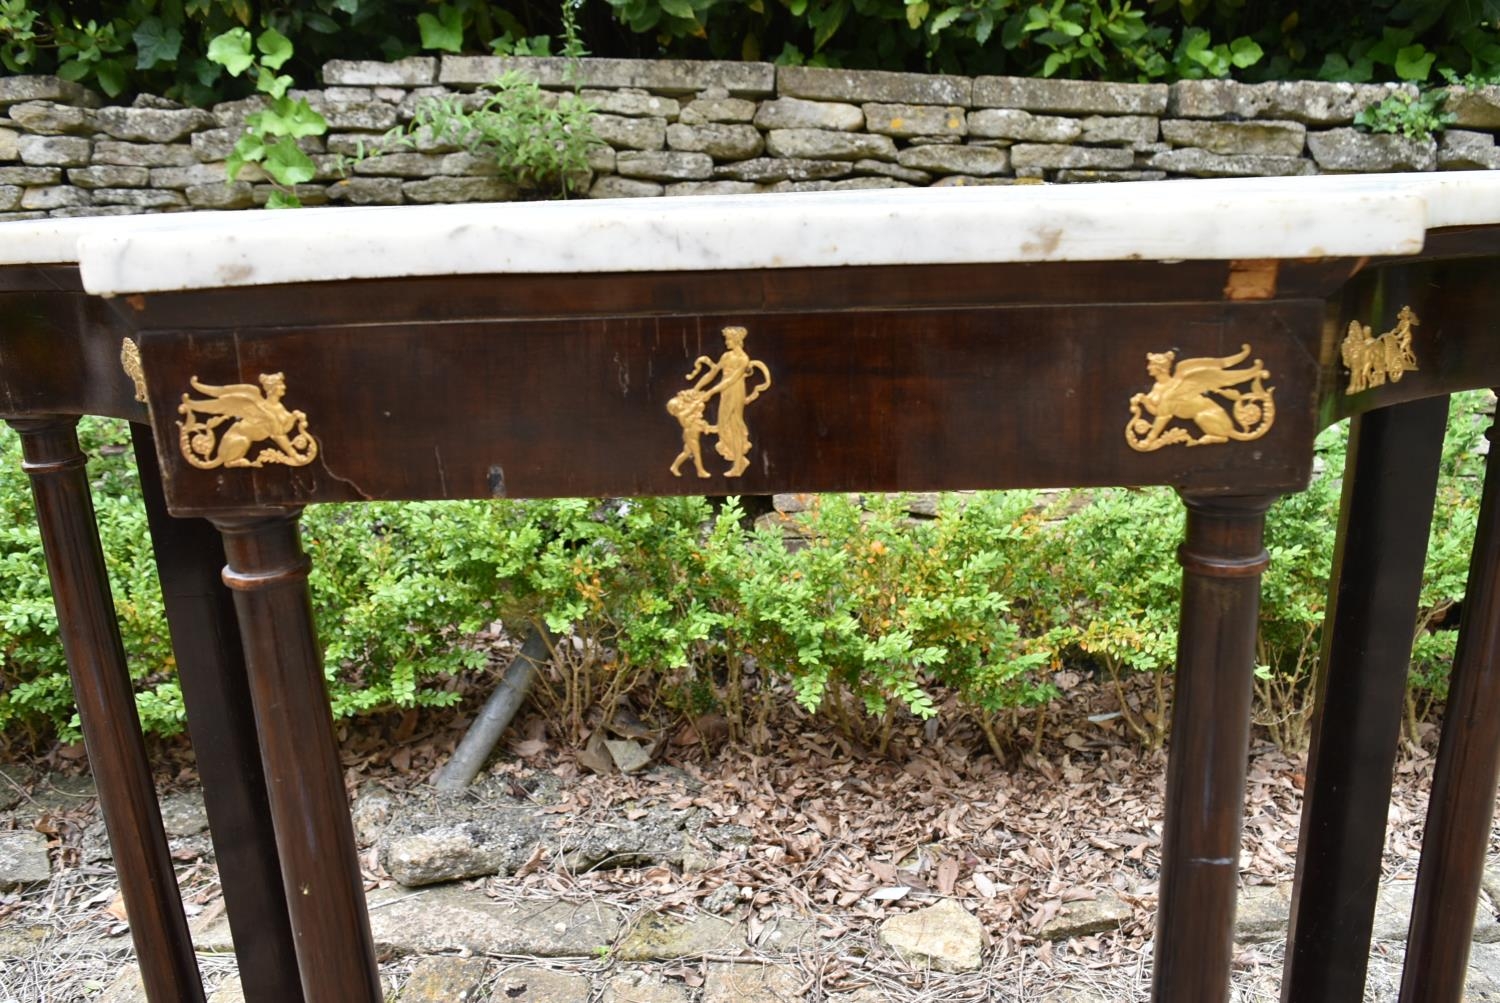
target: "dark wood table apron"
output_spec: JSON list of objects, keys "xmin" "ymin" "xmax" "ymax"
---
[
  {"xmin": 0, "ymin": 264, "xmax": 302, "ymax": 1003},
  {"xmin": 118, "ymin": 237, "xmax": 1499, "ymax": 1003}
]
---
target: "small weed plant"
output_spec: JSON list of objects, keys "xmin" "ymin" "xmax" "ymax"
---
[
  {"xmin": 1355, "ymin": 88, "xmax": 1456, "ymax": 141},
  {"xmin": 340, "ymin": 71, "xmax": 598, "ymax": 199},
  {"xmin": 407, "ymin": 73, "xmax": 595, "ymax": 196}
]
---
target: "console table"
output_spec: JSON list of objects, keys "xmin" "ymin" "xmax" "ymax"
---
[
  {"xmin": 0, "ymin": 215, "xmax": 306, "ymax": 1002},
  {"xmin": 6, "ymin": 172, "xmax": 1499, "ymax": 1003}
]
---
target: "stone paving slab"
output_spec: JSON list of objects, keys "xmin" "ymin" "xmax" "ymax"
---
[
  {"xmin": 368, "ymin": 884, "xmax": 626, "ymax": 956},
  {"xmin": 491, "ymin": 965, "xmax": 590, "ymax": 1002},
  {"xmin": 394, "ymin": 956, "xmax": 489, "ymax": 1001},
  {"xmin": 617, "ymin": 911, "xmax": 746, "ymax": 961}
]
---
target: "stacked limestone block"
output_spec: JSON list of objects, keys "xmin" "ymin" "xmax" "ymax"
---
[{"xmin": 3, "ymin": 57, "xmax": 1500, "ymax": 221}]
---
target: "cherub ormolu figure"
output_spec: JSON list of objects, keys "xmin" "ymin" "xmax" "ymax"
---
[
  {"xmin": 667, "ymin": 387, "xmax": 715, "ymax": 479},
  {"xmin": 668, "ymin": 326, "xmax": 772, "ymax": 477},
  {"xmin": 1125, "ymin": 344, "xmax": 1276, "ymax": 452}
]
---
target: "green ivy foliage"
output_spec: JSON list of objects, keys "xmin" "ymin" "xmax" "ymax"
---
[
  {"xmin": 0, "ymin": 397, "xmax": 1487, "ymax": 752},
  {"xmin": 2, "ymin": 1, "xmax": 1498, "ymax": 102}
]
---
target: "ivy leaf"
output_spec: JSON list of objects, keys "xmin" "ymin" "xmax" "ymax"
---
[
  {"xmin": 264, "ymin": 139, "xmax": 317, "ymax": 186},
  {"xmin": 1000, "ymin": 12, "xmax": 1027, "ymax": 48},
  {"xmin": 417, "ymin": 4, "xmax": 465, "ymax": 53},
  {"xmin": 905, "ymin": 1, "xmax": 929, "ymax": 30},
  {"xmin": 133, "ymin": 16, "xmax": 183, "ymax": 70},
  {"xmin": 257, "ymin": 27, "xmax": 294, "ymax": 70},
  {"xmin": 94, "ymin": 59, "xmax": 127, "ymax": 97},
  {"xmin": 188, "ymin": 56, "xmax": 222, "ymax": 87},
  {"xmin": 206, "ymin": 28, "xmax": 254, "ymax": 75},
  {"xmin": 227, "ymin": 131, "xmax": 265, "ymax": 180},
  {"xmin": 257, "ymin": 65, "xmax": 293, "ymax": 99},
  {"xmin": 976, "ymin": 10, "xmax": 995, "ymax": 45},
  {"xmin": 929, "ymin": 6, "xmax": 961, "ymax": 34},
  {"xmin": 1229, "ymin": 36, "xmax": 1263, "ymax": 69},
  {"xmin": 264, "ymin": 188, "xmax": 303, "ymax": 209},
  {"xmin": 333, "ymin": 0, "xmax": 361, "ymax": 12},
  {"xmin": 813, "ymin": 0, "xmax": 848, "ymax": 48},
  {"xmin": 55, "ymin": 58, "xmax": 91, "ymax": 82},
  {"xmin": 1395, "ymin": 44, "xmax": 1436, "ymax": 81},
  {"xmin": 659, "ymin": 0, "xmax": 696, "ymax": 18},
  {"xmin": 258, "ymin": 98, "xmax": 328, "ymax": 139}
]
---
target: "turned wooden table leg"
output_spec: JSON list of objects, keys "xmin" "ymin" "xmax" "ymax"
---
[
  {"xmin": 130, "ymin": 425, "xmax": 304, "ymax": 1003},
  {"xmin": 1282, "ymin": 396, "xmax": 1449, "ymax": 1003},
  {"xmin": 1152, "ymin": 492, "xmax": 1274, "ymax": 1003},
  {"xmin": 7, "ymin": 417, "xmax": 205, "ymax": 1003},
  {"xmin": 1399, "ymin": 407, "xmax": 1500, "ymax": 1003},
  {"xmin": 210, "ymin": 511, "xmax": 382, "ymax": 1003}
]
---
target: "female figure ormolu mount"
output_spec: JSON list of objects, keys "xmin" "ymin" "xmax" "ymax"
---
[{"xmin": 668, "ymin": 326, "xmax": 772, "ymax": 477}]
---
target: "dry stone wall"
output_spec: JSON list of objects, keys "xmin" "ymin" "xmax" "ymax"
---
[{"xmin": 2, "ymin": 57, "xmax": 1500, "ymax": 220}]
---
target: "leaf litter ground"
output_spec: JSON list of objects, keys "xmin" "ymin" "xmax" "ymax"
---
[{"xmin": 0, "ymin": 672, "xmax": 1488, "ymax": 1002}]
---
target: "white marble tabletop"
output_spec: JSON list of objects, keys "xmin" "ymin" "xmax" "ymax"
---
[
  {"xmin": 0, "ymin": 206, "xmax": 385, "ymax": 267},
  {"xmin": 2, "ymin": 172, "xmax": 1496, "ymax": 292}
]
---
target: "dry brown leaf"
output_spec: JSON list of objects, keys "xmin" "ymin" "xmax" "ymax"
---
[
  {"xmin": 936, "ymin": 855, "xmax": 960, "ymax": 896},
  {"xmin": 511, "ymin": 738, "xmax": 549, "ymax": 758},
  {"xmin": 577, "ymin": 731, "xmax": 615, "ymax": 776}
]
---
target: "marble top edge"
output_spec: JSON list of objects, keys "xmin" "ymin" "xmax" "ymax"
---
[
  {"xmin": 11, "ymin": 172, "xmax": 1490, "ymax": 293},
  {"xmin": 0, "ymin": 206, "xmax": 351, "ymax": 266}
]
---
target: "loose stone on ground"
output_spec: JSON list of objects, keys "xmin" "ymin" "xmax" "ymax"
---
[
  {"xmin": 877, "ymin": 899, "xmax": 985, "ymax": 972},
  {"xmin": 1234, "ymin": 882, "xmax": 1294, "ymax": 944},
  {"xmin": 0, "ymin": 829, "xmax": 51, "ymax": 888},
  {"xmin": 1037, "ymin": 892, "xmax": 1133, "ymax": 940}
]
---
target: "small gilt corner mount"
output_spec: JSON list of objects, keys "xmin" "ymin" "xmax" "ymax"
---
[
  {"xmin": 177, "ymin": 372, "xmax": 318, "ymax": 470},
  {"xmin": 1342, "ymin": 306, "xmax": 1419, "ymax": 395},
  {"xmin": 120, "ymin": 339, "xmax": 147, "ymax": 403}
]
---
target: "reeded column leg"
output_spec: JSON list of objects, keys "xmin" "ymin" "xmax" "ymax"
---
[
  {"xmin": 7, "ymin": 417, "xmax": 205, "ymax": 1003},
  {"xmin": 1152, "ymin": 492, "xmax": 1274, "ymax": 1003},
  {"xmin": 1282, "ymin": 396, "xmax": 1448, "ymax": 1003},
  {"xmin": 1399, "ymin": 410, "xmax": 1500, "ymax": 1003},
  {"xmin": 209, "ymin": 511, "xmax": 381, "ymax": 1003},
  {"xmin": 130, "ymin": 425, "xmax": 304, "ymax": 1003}
]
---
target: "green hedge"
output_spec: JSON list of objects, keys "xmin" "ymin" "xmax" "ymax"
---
[
  {"xmin": 0, "ymin": 395, "xmax": 1486, "ymax": 751},
  {"xmin": 2, "ymin": 1, "xmax": 1497, "ymax": 102}
]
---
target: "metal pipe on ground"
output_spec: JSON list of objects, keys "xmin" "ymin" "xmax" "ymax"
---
[{"xmin": 434, "ymin": 625, "xmax": 555, "ymax": 790}]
